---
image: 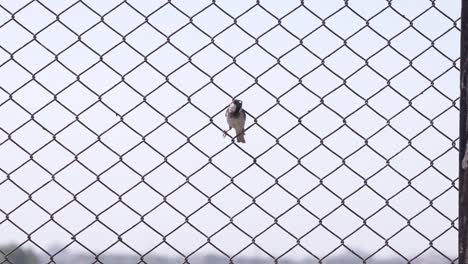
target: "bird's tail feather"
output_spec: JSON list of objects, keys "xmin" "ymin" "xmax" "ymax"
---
[{"xmin": 235, "ymin": 128, "xmax": 246, "ymax": 143}]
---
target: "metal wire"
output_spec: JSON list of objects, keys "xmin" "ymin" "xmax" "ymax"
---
[{"xmin": 0, "ymin": 0, "xmax": 460, "ymax": 263}]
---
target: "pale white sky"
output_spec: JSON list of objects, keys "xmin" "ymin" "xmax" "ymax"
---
[{"xmin": 0, "ymin": 0, "xmax": 461, "ymax": 262}]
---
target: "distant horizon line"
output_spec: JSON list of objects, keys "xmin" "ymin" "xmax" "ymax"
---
[{"xmin": 1, "ymin": 242, "xmax": 456, "ymax": 263}]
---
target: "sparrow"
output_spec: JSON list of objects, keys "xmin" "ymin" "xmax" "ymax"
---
[{"xmin": 223, "ymin": 99, "xmax": 246, "ymax": 143}]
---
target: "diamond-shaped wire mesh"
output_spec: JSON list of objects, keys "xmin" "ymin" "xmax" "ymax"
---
[{"xmin": 0, "ymin": 0, "xmax": 461, "ymax": 263}]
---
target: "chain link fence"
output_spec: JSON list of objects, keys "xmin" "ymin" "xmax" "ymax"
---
[{"xmin": 0, "ymin": 0, "xmax": 461, "ymax": 263}]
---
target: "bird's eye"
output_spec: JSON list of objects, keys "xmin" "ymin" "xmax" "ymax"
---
[{"xmin": 238, "ymin": 100, "xmax": 242, "ymax": 104}]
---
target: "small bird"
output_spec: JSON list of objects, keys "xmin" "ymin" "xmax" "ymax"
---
[{"xmin": 223, "ymin": 99, "xmax": 246, "ymax": 143}]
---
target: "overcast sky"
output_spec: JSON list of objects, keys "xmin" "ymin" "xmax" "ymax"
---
[{"xmin": 0, "ymin": 0, "xmax": 461, "ymax": 262}]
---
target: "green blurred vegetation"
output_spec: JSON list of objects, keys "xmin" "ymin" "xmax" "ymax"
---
[{"xmin": 0, "ymin": 244, "xmax": 38, "ymax": 264}]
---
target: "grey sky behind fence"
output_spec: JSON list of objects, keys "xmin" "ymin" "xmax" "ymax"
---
[{"xmin": 0, "ymin": 0, "xmax": 461, "ymax": 262}]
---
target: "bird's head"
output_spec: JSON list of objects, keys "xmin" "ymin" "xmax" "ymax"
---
[{"xmin": 228, "ymin": 99, "xmax": 243, "ymax": 113}]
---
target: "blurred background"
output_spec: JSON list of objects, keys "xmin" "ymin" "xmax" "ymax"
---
[{"xmin": 0, "ymin": 0, "xmax": 461, "ymax": 263}]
